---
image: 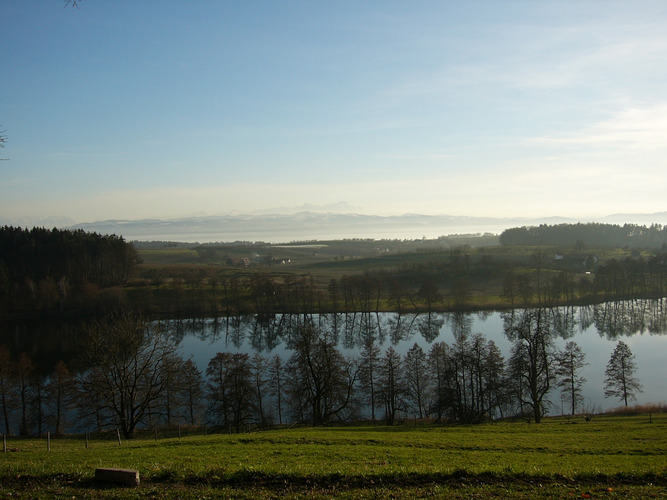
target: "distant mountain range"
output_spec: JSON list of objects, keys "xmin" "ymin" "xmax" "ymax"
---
[{"xmin": 61, "ymin": 211, "xmax": 667, "ymax": 244}]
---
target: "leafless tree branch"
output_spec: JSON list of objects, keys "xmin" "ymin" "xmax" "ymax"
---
[{"xmin": 0, "ymin": 127, "xmax": 7, "ymax": 161}]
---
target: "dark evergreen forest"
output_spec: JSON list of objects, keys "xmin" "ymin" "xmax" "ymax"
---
[
  {"xmin": 499, "ymin": 222, "xmax": 667, "ymax": 248},
  {"xmin": 0, "ymin": 227, "xmax": 139, "ymax": 315}
]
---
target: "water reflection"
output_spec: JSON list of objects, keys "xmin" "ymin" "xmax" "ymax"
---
[
  {"xmin": 1, "ymin": 298, "xmax": 664, "ymax": 432},
  {"xmin": 447, "ymin": 311, "xmax": 473, "ymax": 341},
  {"xmin": 1, "ymin": 298, "xmax": 665, "ymax": 376},
  {"xmin": 548, "ymin": 306, "xmax": 578, "ymax": 339},
  {"xmin": 590, "ymin": 297, "xmax": 667, "ymax": 338},
  {"xmin": 167, "ymin": 298, "xmax": 667, "ymax": 353},
  {"xmin": 169, "ymin": 298, "xmax": 667, "ymax": 413},
  {"xmin": 418, "ymin": 312, "xmax": 445, "ymax": 343}
]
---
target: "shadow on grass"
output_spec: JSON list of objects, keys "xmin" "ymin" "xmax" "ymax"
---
[
  {"xmin": 178, "ymin": 469, "xmax": 666, "ymax": 489},
  {"xmin": 3, "ymin": 469, "xmax": 665, "ymax": 494}
]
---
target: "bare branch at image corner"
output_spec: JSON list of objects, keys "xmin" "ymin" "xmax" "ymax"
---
[{"xmin": 0, "ymin": 127, "xmax": 7, "ymax": 160}]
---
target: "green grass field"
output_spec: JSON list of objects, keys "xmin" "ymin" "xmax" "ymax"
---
[{"xmin": 2, "ymin": 413, "xmax": 665, "ymax": 498}]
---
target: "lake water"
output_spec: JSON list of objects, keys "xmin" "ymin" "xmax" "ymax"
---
[{"xmin": 175, "ymin": 300, "xmax": 667, "ymax": 415}]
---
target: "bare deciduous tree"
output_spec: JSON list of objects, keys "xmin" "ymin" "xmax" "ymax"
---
[
  {"xmin": 155, "ymin": 352, "xmax": 189, "ymax": 427},
  {"xmin": 206, "ymin": 352, "xmax": 254, "ymax": 433},
  {"xmin": 358, "ymin": 333, "xmax": 381, "ymax": 421},
  {"xmin": 403, "ymin": 343, "xmax": 430, "ymax": 419},
  {"xmin": 250, "ymin": 353, "xmax": 268, "ymax": 426},
  {"xmin": 0, "ymin": 345, "xmax": 16, "ymax": 435},
  {"xmin": 267, "ymin": 354, "xmax": 285, "ymax": 424},
  {"xmin": 0, "ymin": 127, "xmax": 7, "ymax": 161},
  {"xmin": 285, "ymin": 322, "xmax": 358, "ymax": 425},
  {"xmin": 377, "ymin": 346, "xmax": 404, "ymax": 425},
  {"xmin": 15, "ymin": 353, "xmax": 34, "ymax": 436},
  {"xmin": 45, "ymin": 360, "xmax": 76, "ymax": 435},
  {"xmin": 506, "ymin": 308, "xmax": 554, "ymax": 423},
  {"xmin": 483, "ymin": 340, "xmax": 507, "ymax": 419},
  {"xmin": 428, "ymin": 341, "xmax": 453, "ymax": 421},
  {"xmin": 78, "ymin": 313, "xmax": 184, "ymax": 438},
  {"xmin": 180, "ymin": 359, "xmax": 205, "ymax": 426}
]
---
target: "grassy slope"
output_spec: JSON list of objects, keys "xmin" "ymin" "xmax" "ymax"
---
[{"xmin": 1, "ymin": 413, "xmax": 665, "ymax": 498}]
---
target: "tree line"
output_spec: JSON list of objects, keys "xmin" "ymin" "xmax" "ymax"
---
[
  {"xmin": 3, "ymin": 225, "xmax": 667, "ymax": 319},
  {"xmin": 131, "ymin": 252, "xmax": 667, "ymax": 317},
  {"xmin": 0, "ymin": 311, "xmax": 642, "ymax": 438},
  {"xmin": 0, "ymin": 226, "xmax": 140, "ymax": 315},
  {"xmin": 499, "ymin": 222, "xmax": 667, "ymax": 249}
]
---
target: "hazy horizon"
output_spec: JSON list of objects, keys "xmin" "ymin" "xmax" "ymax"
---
[
  {"xmin": 2, "ymin": 1, "xmax": 666, "ymax": 224},
  {"xmin": 3, "ymin": 209, "xmax": 665, "ymax": 245}
]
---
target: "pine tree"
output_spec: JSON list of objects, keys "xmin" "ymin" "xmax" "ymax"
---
[
  {"xmin": 554, "ymin": 342, "xmax": 587, "ymax": 415},
  {"xmin": 604, "ymin": 341, "xmax": 642, "ymax": 407}
]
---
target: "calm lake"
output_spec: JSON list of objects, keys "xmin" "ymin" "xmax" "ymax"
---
[{"xmin": 175, "ymin": 299, "xmax": 667, "ymax": 415}]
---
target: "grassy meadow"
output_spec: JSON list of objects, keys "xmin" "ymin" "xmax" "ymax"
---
[{"xmin": 1, "ymin": 413, "xmax": 666, "ymax": 498}]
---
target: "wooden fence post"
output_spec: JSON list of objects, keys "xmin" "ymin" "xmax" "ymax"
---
[
  {"xmin": 47, "ymin": 431, "xmax": 51, "ymax": 452},
  {"xmin": 85, "ymin": 431, "xmax": 89, "ymax": 449},
  {"xmin": 116, "ymin": 429, "xmax": 122, "ymax": 446}
]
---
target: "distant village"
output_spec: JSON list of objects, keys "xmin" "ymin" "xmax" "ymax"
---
[{"xmin": 229, "ymin": 255, "xmax": 292, "ymax": 267}]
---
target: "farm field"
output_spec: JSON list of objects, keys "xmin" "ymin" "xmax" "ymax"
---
[
  {"xmin": 123, "ymin": 238, "xmax": 648, "ymax": 317},
  {"xmin": 1, "ymin": 413, "xmax": 665, "ymax": 498}
]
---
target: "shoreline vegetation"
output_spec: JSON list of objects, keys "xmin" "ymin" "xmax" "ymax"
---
[{"xmin": 1, "ymin": 222, "xmax": 667, "ymax": 320}]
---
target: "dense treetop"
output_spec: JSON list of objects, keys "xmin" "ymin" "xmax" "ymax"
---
[
  {"xmin": 499, "ymin": 223, "xmax": 667, "ymax": 249},
  {"xmin": 0, "ymin": 226, "xmax": 139, "ymax": 288}
]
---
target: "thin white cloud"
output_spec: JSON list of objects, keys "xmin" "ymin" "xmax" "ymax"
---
[
  {"xmin": 532, "ymin": 104, "xmax": 667, "ymax": 151},
  {"xmin": 373, "ymin": 17, "xmax": 667, "ymax": 112},
  {"xmin": 370, "ymin": 152, "xmax": 457, "ymax": 161}
]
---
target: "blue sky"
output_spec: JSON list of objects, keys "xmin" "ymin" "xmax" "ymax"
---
[{"xmin": 2, "ymin": 0, "xmax": 667, "ymax": 226}]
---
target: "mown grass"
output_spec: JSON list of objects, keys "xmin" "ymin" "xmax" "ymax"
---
[{"xmin": 2, "ymin": 413, "xmax": 666, "ymax": 498}]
